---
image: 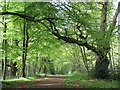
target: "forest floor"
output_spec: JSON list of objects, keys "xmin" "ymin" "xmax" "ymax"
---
[{"xmin": 12, "ymin": 75, "xmax": 66, "ymax": 88}]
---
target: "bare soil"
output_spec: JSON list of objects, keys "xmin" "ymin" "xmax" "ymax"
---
[{"xmin": 12, "ymin": 75, "xmax": 66, "ymax": 88}]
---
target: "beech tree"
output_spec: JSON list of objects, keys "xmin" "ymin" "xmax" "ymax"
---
[{"xmin": 0, "ymin": 2, "xmax": 120, "ymax": 79}]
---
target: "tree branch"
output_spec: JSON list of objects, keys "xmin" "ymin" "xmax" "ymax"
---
[
  {"xmin": 52, "ymin": 31, "xmax": 100, "ymax": 56},
  {"xmin": 0, "ymin": 11, "xmax": 100, "ymax": 56},
  {"xmin": 47, "ymin": 20, "xmax": 100, "ymax": 56},
  {"xmin": 0, "ymin": 12, "xmax": 63, "ymax": 22},
  {"xmin": 0, "ymin": 12, "xmax": 34, "ymax": 19},
  {"xmin": 6, "ymin": 64, "xmax": 12, "ymax": 68}
]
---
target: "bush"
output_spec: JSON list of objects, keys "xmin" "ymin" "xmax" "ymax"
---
[{"xmin": 109, "ymin": 70, "xmax": 120, "ymax": 81}]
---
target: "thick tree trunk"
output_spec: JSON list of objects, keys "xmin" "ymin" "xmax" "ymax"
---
[
  {"xmin": 94, "ymin": 53, "xmax": 109, "ymax": 79},
  {"xmin": 92, "ymin": 2, "xmax": 109, "ymax": 79},
  {"xmin": 12, "ymin": 62, "xmax": 17, "ymax": 76},
  {"xmin": 11, "ymin": 40, "xmax": 19, "ymax": 76}
]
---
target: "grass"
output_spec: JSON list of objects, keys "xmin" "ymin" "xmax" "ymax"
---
[
  {"xmin": 48, "ymin": 74, "xmax": 62, "ymax": 76},
  {"xmin": 2, "ymin": 74, "xmax": 62, "ymax": 88},
  {"xmin": 65, "ymin": 72, "xmax": 119, "ymax": 88},
  {"xmin": 2, "ymin": 74, "xmax": 47, "ymax": 88}
]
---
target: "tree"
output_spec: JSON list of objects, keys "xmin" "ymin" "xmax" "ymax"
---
[
  {"xmin": 0, "ymin": 2, "xmax": 120, "ymax": 79},
  {"xmin": 44, "ymin": 2, "xmax": 120, "ymax": 78},
  {"xmin": 2, "ymin": 0, "xmax": 8, "ymax": 80}
]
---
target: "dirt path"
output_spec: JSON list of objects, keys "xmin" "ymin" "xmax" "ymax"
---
[{"xmin": 13, "ymin": 75, "xmax": 66, "ymax": 88}]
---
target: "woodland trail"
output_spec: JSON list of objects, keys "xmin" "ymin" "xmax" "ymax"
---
[{"xmin": 13, "ymin": 75, "xmax": 66, "ymax": 88}]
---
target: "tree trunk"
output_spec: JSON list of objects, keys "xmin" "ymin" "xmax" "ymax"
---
[
  {"xmin": 108, "ymin": 52, "xmax": 114, "ymax": 72},
  {"xmin": 11, "ymin": 40, "xmax": 19, "ymax": 76},
  {"xmin": 111, "ymin": 49, "xmax": 115, "ymax": 71},
  {"xmin": 80, "ymin": 46, "xmax": 89, "ymax": 73},
  {"xmin": 22, "ymin": 54, "xmax": 26, "ymax": 77},
  {"xmin": 21, "ymin": 3, "xmax": 29, "ymax": 77},
  {"xmin": 93, "ymin": 2, "xmax": 109, "ymax": 79},
  {"xmin": 2, "ymin": 57, "xmax": 7, "ymax": 80},
  {"xmin": 12, "ymin": 62, "xmax": 17, "ymax": 76},
  {"xmin": 29, "ymin": 62, "xmax": 31, "ymax": 75},
  {"xmin": 2, "ymin": 59, "xmax": 4, "ymax": 73},
  {"xmin": 44, "ymin": 65, "xmax": 47, "ymax": 76},
  {"xmin": 22, "ymin": 20, "xmax": 26, "ymax": 77},
  {"xmin": 94, "ymin": 53, "xmax": 109, "ymax": 79},
  {"xmin": 49, "ymin": 62, "xmax": 55, "ymax": 75},
  {"xmin": 2, "ymin": 18, "xmax": 7, "ymax": 80},
  {"xmin": 33, "ymin": 63, "xmax": 36, "ymax": 74},
  {"xmin": 2, "ymin": 0, "xmax": 8, "ymax": 80},
  {"xmin": 22, "ymin": 19, "xmax": 29, "ymax": 77}
]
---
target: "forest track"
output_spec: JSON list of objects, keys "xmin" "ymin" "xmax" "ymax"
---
[{"xmin": 12, "ymin": 75, "xmax": 66, "ymax": 88}]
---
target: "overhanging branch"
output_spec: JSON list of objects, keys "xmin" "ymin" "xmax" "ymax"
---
[
  {"xmin": 0, "ymin": 11, "xmax": 100, "ymax": 56},
  {"xmin": 0, "ymin": 12, "xmax": 34, "ymax": 19},
  {"xmin": 0, "ymin": 12, "xmax": 63, "ymax": 22},
  {"xmin": 52, "ymin": 32, "xmax": 100, "ymax": 56}
]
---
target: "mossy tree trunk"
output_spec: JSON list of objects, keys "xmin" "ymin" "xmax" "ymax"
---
[{"xmin": 94, "ymin": 53, "xmax": 109, "ymax": 79}]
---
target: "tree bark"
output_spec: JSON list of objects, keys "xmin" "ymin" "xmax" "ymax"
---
[
  {"xmin": 93, "ymin": 2, "xmax": 109, "ymax": 79},
  {"xmin": 2, "ymin": 0, "xmax": 8, "ymax": 81},
  {"xmin": 11, "ymin": 40, "xmax": 19, "ymax": 76},
  {"xmin": 2, "ymin": 18, "xmax": 7, "ymax": 80},
  {"xmin": 94, "ymin": 52, "xmax": 109, "ymax": 79},
  {"xmin": 22, "ymin": 20, "xmax": 26, "ymax": 77},
  {"xmin": 2, "ymin": 56, "xmax": 7, "ymax": 80},
  {"xmin": 80, "ymin": 47, "xmax": 89, "ymax": 73},
  {"xmin": 108, "ymin": 52, "xmax": 114, "ymax": 72},
  {"xmin": 13, "ymin": 62, "xmax": 17, "ymax": 76},
  {"xmin": 22, "ymin": 19, "xmax": 29, "ymax": 77},
  {"xmin": 2, "ymin": 59, "xmax": 4, "ymax": 73}
]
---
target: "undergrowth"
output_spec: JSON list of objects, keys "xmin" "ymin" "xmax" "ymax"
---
[
  {"xmin": 2, "ymin": 74, "xmax": 62, "ymax": 88},
  {"xmin": 65, "ymin": 72, "xmax": 119, "ymax": 88},
  {"xmin": 2, "ymin": 74, "xmax": 45, "ymax": 88}
]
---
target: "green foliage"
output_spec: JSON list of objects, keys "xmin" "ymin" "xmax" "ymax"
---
[
  {"xmin": 1, "ymin": 1, "xmax": 119, "ymax": 82},
  {"xmin": 66, "ymin": 72, "xmax": 119, "ymax": 88},
  {"xmin": 109, "ymin": 63, "xmax": 120, "ymax": 81},
  {"xmin": 2, "ymin": 74, "xmax": 45, "ymax": 88}
]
